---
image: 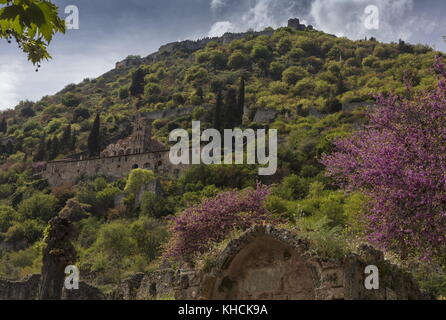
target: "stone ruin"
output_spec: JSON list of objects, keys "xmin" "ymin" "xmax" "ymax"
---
[
  {"xmin": 39, "ymin": 104, "xmax": 278, "ymax": 188},
  {"xmin": 0, "ymin": 215, "xmax": 104, "ymax": 300},
  {"xmin": 115, "ymin": 226, "xmax": 430, "ymax": 300},
  {"xmin": 0, "ymin": 225, "xmax": 431, "ymax": 300},
  {"xmin": 287, "ymin": 18, "xmax": 313, "ymax": 31},
  {"xmin": 100, "ymin": 115, "xmax": 161, "ymax": 158},
  {"xmin": 0, "ymin": 275, "xmax": 105, "ymax": 300},
  {"xmin": 39, "ymin": 113, "xmax": 176, "ymax": 188}
]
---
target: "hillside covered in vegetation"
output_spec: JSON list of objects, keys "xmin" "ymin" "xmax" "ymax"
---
[{"xmin": 0, "ymin": 23, "xmax": 445, "ymax": 297}]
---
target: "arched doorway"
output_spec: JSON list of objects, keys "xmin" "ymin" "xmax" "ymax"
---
[{"xmin": 208, "ymin": 235, "xmax": 318, "ymax": 300}]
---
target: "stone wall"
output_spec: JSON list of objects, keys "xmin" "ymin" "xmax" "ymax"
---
[
  {"xmin": 116, "ymin": 226, "xmax": 430, "ymax": 300},
  {"xmin": 2, "ymin": 227, "xmax": 430, "ymax": 300},
  {"xmin": 0, "ymin": 275, "xmax": 41, "ymax": 300},
  {"xmin": 0, "ymin": 275, "xmax": 105, "ymax": 300},
  {"xmin": 41, "ymin": 150, "xmax": 185, "ymax": 187}
]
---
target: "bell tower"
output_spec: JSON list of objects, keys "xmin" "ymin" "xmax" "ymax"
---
[{"xmin": 131, "ymin": 115, "xmax": 152, "ymax": 154}]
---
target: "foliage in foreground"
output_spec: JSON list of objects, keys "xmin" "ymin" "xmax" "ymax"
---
[
  {"xmin": 0, "ymin": 0, "xmax": 66, "ymax": 65},
  {"xmin": 322, "ymin": 58, "xmax": 446, "ymax": 263}
]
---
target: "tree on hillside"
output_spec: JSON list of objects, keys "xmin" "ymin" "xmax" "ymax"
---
[
  {"xmin": 49, "ymin": 136, "xmax": 59, "ymax": 160},
  {"xmin": 70, "ymin": 130, "xmax": 77, "ymax": 152},
  {"xmin": 61, "ymin": 125, "xmax": 72, "ymax": 152},
  {"xmin": 34, "ymin": 135, "xmax": 46, "ymax": 161},
  {"xmin": 224, "ymin": 88, "xmax": 238, "ymax": 129},
  {"xmin": 0, "ymin": 117, "xmax": 7, "ymax": 133},
  {"xmin": 4, "ymin": 140, "xmax": 13, "ymax": 154},
  {"xmin": 213, "ymin": 89, "xmax": 223, "ymax": 132},
  {"xmin": 129, "ymin": 68, "xmax": 146, "ymax": 97},
  {"xmin": 237, "ymin": 77, "xmax": 245, "ymax": 125},
  {"xmin": 62, "ymin": 93, "xmax": 81, "ymax": 108},
  {"xmin": 0, "ymin": 0, "xmax": 66, "ymax": 65},
  {"xmin": 124, "ymin": 169, "xmax": 155, "ymax": 197},
  {"xmin": 322, "ymin": 57, "xmax": 446, "ymax": 262},
  {"xmin": 163, "ymin": 184, "xmax": 273, "ymax": 260},
  {"xmin": 195, "ymin": 87, "xmax": 204, "ymax": 102},
  {"xmin": 88, "ymin": 114, "xmax": 100, "ymax": 157}
]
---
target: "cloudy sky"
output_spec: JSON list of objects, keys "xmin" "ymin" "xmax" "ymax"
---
[{"xmin": 1, "ymin": 0, "xmax": 445, "ymax": 110}]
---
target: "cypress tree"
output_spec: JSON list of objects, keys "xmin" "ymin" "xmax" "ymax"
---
[
  {"xmin": 61, "ymin": 125, "xmax": 72, "ymax": 152},
  {"xmin": 46, "ymin": 138, "xmax": 52, "ymax": 158},
  {"xmin": 5, "ymin": 140, "xmax": 13, "ymax": 154},
  {"xmin": 129, "ymin": 68, "xmax": 146, "ymax": 97},
  {"xmin": 70, "ymin": 130, "xmax": 77, "ymax": 152},
  {"xmin": 0, "ymin": 117, "xmax": 6, "ymax": 133},
  {"xmin": 50, "ymin": 136, "xmax": 59, "ymax": 160},
  {"xmin": 34, "ymin": 135, "xmax": 46, "ymax": 162},
  {"xmin": 196, "ymin": 87, "xmax": 204, "ymax": 99},
  {"xmin": 213, "ymin": 90, "xmax": 223, "ymax": 132},
  {"xmin": 224, "ymin": 88, "xmax": 238, "ymax": 129},
  {"xmin": 88, "ymin": 114, "xmax": 100, "ymax": 157},
  {"xmin": 237, "ymin": 77, "xmax": 245, "ymax": 126}
]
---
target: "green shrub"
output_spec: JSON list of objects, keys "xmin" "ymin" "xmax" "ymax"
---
[
  {"xmin": 275, "ymin": 174, "xmax": 309, "ymax": 201},
  {"xmin": 228, "ymin": 51, "xmax": 249, "ymax": 70},
  {"xmin": 3, "ymin": 220, "xmax": 45, "ymax": 248},
  {"xmin": 0, "ymin": 205, "xmax": 19, "ymax": 233},
  {"xmin": 96, "ymin": 187, "xmax": 120, "ymax": 215},
  {"xmin": 282, "ymin": 66, "xmax": 308, "ymax": 85},
  {"xmin": 62, "ymin": 93, "xmax": 82, "ymax": 108},
  {"xmin": 124, "ymin": 169, "xmax": 155, "ymax": 196},
  {"xmin": 118, "ymin": 87, "xmax": 129, "ymax": 100},
  {"xmin": 18, "ymin": 193, "xmax": 57, "ymax": 222},
  {"xmin": 140, "ymin": 192, "xmax": 172, "ymax": 218},
  {"xmin": 130, "ymin": 217, "xmax": 167, "ymax": 260},
  {"xmin": 298, "ymin": 216, "xmax": 348, "ymax": 260}
]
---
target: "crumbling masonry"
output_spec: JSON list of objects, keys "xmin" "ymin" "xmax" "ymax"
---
[{"xmin": 115, "ymin": 226, "xmax": 430, "ymax": 300}]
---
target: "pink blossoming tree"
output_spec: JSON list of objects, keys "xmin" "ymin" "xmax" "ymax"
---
[
  {"xmin": 163, "ymin": 184, "xmax": 274, "ymax": 260},
  {"xmin": 322, "ymin": 57, "xmax": 446, "ymax": 261}
]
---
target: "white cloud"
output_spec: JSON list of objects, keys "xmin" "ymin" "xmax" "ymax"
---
[
  {"xmin": 0, "ymin": 52, "xmax": 119, "ymax": 111},
  {"xmin": 241, "ymin": 0, "xmax": 275, "ymax": 31},
  {"xmin": 211, "ymin": 0, "xmax": 227, "ymax": 11},
  {"xmin": 207, "ymin": 0, "xmax": 312, "ymax": 35},
  {"xmin": 0, "ymin": 63, "xmax": 22, "ymax": 110},
  {"xmin": 209, "ymin": 21, "xmax": 236, "ymax": 37},
  {"xmin": 310, "ymin": 0, "xmax": 416, "ymax": 41},
  {"xmin": 205, "ymin": 0, "xmax": 442, "ymax": 47}
]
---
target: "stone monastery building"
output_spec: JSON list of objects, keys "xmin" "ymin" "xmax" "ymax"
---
[{"xmin": 41, "ymin": 115, "xmax": 180, "ymax": 187}]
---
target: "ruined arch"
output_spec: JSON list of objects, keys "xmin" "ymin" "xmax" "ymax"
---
[
  {"xmin": 132, "ymin": 164, "xmax": 139, "ymax": 169},
  {"xmin": 203, "ymin": 226, "xmax": 321, "ymax": 300}
]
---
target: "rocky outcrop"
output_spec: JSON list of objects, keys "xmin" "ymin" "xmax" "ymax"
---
[
  {"xmin": 253, "ymin": 109, "xmax": 279, "ymax": 124},
  {"xmin": 116, "ymin": 226, "xmax": 431, "ymax": 300},
  {"xmin": 38, "ymin": 216, "xmax": 77, "ymax": 300}
]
